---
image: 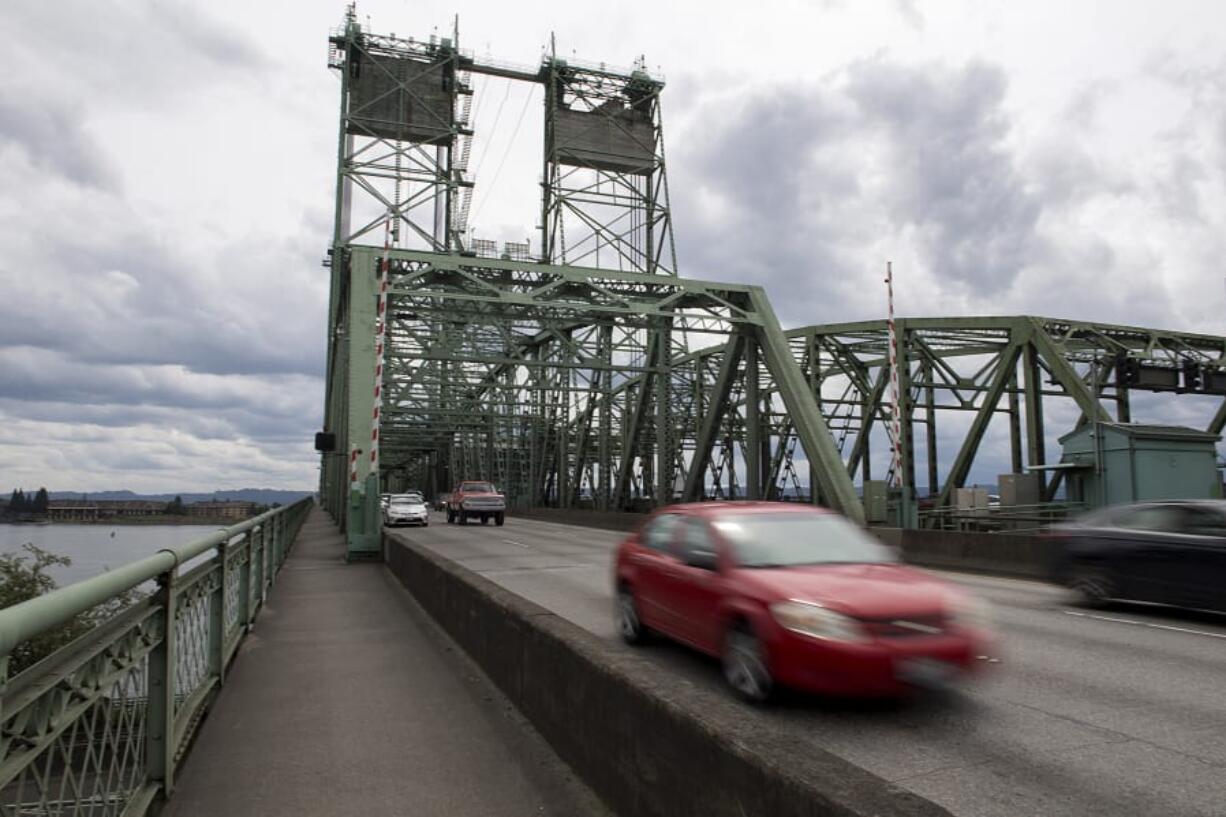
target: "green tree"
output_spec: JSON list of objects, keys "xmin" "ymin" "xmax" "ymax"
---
[
  {"xmin": 13, "ymin": 489, "xmax": 25, "ymax": 513},
  {"xmin": 165, "ymin": 495, "xmax": 185, "ymax": 515},
  {"xmin": 0, "ymin": 544, "xmax": 136, "ymax": 677},
  {"xmin": 32, "ymin": 487, "xmax": 49, "ymax": 515}
]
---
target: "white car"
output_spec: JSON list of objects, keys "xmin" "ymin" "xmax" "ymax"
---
[{"xmin": 384, "ymin": 494, "xmax": 429, "ymax": 527}]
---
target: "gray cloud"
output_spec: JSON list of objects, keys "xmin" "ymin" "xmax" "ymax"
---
[
  {"xmin": 0, "ymin": 90, "xmax": 119, "ymax": 189},
  {"xmin": 5, "ymin": 2, "xmax": 266, "ymax": 107},
  {"xmin": 673, "ymin": 57, "xmax": 1042, "ymax": 328},
  {"xmin": 894, "ymin": 0, "xmax": 925, "ymax": 30},
  {"xmin": 844, "ymin": 59, "xmax": 1041, "ymax": 290}
]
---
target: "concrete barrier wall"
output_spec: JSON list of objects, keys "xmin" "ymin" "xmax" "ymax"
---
[
  {"xmin": 385, "ymin": 535, "xmax": 951, "ymax": 817},
  {"xmin": 875, "ymin": 527, "xmax": 1053, "ymax": 580},
  {"xmin": 510, "ymin": 506, "xmax": 645, "ymax": 532},
  {"xmin": 511, "ymin": 507, "xmax": 1052, "ymax": 580}
]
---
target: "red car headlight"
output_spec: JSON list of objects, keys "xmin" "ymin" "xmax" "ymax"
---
[{"xmin": 770, "ymin": 600, "xmax": 869, "ymax": 644}]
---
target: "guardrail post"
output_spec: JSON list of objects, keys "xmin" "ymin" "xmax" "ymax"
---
[
  {"xmin": 239, "ymin": 531, "xmax": 253, "ymax": 632},
  {"xmin": 252, "ymin": 525, "xmax": 264, "ymax": 613},
  {"xmin": 210, "ymin": 539, "xmax": 229, "ymax": 685},
  {"xmin": 146, "ymin": 566, "xmax": 178, "ymax": 798},
  {"xmin": 1, "ymin": 654, "xmax": 9, "ymax": 727},
  {"xmin": 265, "ymin": 514, "xmax": 277, "ymax": 591},
  {"xmin": 275, "ymin": 511, "xmax": 286, "ymax": 569}
]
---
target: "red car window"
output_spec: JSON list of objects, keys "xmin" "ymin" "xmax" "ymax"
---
[
  {"xmin": 642, "ymin": 513, "xmax": 681, "ymax": 552},
  {"xmin": 677, "ymin": 517, "xmax": 719, "ymax": 565}
]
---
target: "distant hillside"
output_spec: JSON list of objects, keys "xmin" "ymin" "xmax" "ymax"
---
[{"xmin": 47, "ymin": 489, "xmax": 313, "ymax": 505}]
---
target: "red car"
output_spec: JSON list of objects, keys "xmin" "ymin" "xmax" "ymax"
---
[{"xmin": 613, "ymin": 502, "xmax": 994, "ymax": 701}]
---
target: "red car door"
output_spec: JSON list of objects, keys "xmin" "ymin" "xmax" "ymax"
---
[
  {"xmin": 632, "ymin": 513, "xmax": 686, "ymax": 635},
  {"xmin": 665, "ymin": 516, "xmax": 726, "ymax": 653}
]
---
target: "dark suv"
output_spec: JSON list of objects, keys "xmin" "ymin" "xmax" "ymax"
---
[{"xmin": 1047, "ymin": 500, "xmax": 1226, "ymax": 612}]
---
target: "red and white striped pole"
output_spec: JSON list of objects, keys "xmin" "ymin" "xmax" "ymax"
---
[
  {"xmin": 369, "ymin": 215, "xmax": 393, "ymax": 481},
  {"xmin": 886, "ymin": 262, "xmax": 902, "ymax": 487},
  {"xmin": 349, "ymin": 445, "xmax": 360, "ymax": 489}
]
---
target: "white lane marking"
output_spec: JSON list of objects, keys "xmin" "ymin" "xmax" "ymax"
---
[
  {"xmin": 1063, "ymin": 609, "xmax": 1226, "ymax": 640},
  {"xmin": 502, "ymin": 539, "xmax": 532, "ymax": 549}
]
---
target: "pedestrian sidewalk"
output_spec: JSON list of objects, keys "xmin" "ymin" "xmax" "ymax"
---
[{"xmin": 165, "ymin": 507, "xmax": 606, "ymax": 817}]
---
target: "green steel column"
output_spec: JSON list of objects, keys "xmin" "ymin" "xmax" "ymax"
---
[
  {"xmin": 925, "ymin": 360, "xmax": 938, "ymax": 498},
  {"xmin": 145, "ymin": 569, "xmax": 177, "ymax": 798},
  {"xmin": 343, "ymin": 248, "xmax": 380, "ymax": 558},
  {"xmin": 616, "ymin": 334, "xmax": 658, "ymax": 507},
  {"xmin": 209, "ymin": 542, "xmax": 228, "ymax": 686},
  {"xmin": 559, "ymin": 332, "xmax": 573, "ymax": 507},
  {"xmin": 238, "ymin": 532, "xmax": 252, "ymax": 631},
  {"xmin": 598, "ymin": 325, "xmax": 613, "ymax": 510},
  {"xmin": 808, "ymin": 331, "xmax": 822, "ymax": 505},
  {"xmin": 655, "ymin": 321, "xmax": 673, "ymax": 506},
  {"xmin": 860, "ymin": 387, "xmax": 873, "ymax": 484},
  {"xmin": 745, "ymin": 338, "xmax": 761, "ymax": 500},
  {"xmin": 684, "ymin": 336, "xmax": 745, "ymax": 501},
  {"xmin": 0, "ymin": 655, "xmax": 8, "ymax": 720},
  {"xmin": 1022, "ymin": 342, "xmax": 1047, "ymax": 469},
  {"xmin": 846, "ymin": 368, "xmax": 886, "ymax": 482},
  {"xmin": 251, "ymin": 527, "xmax": 263, "ymax": 612},
  {"xmin": 761, "ymin": 387, "xmax": 773, "ymax": 498},
  {"xmin": 1008, "ymin": 371, "xmax": 1023, "ymax": 474}
]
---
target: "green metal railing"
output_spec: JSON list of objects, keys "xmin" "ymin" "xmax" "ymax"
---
[
  {"xmin": 918, "ymin": 501, "xmax": 1087, "ymax": 533},
  {"xmin": 0, "ymin": 498, "xmax": 312, "ymax": 816}
]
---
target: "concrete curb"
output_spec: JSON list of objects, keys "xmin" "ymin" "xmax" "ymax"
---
[{"xmin": 385, "ymin": 533, "xmax": 953, "ymax": 817}]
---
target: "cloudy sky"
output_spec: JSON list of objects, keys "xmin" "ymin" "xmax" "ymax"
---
[{"xmin": 2, "ymin": 0, "xmax": 1224, "ymax": 493}]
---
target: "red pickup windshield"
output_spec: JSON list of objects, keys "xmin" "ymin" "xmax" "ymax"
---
[{"xmin": 460, "ymin": 482, "xmax": 495, "ymax": 493}]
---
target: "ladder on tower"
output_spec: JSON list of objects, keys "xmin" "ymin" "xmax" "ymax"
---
[{"xmin": 452, "ymin": 74, "xmax": 476, "ymax": 245}]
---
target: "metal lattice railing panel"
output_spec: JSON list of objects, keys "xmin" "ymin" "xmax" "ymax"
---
[
  {"xmin": 0, "ymin": 499, "xmax": 312, "ymax": 817},
  {"xmin": 0, "ymin": 609, "xmax": 161, "ymax": 817},
  {"xmin": 224, "ymin": 546, "xmax": 248, "ymax": 639},
  {"xmin": 172, "ymin": 572, "xmax": 219, "ymax": 719}
]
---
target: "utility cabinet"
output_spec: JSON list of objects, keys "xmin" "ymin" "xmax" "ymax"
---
[
  {"xmin": 863, "ymin": 480, "xmax": 889, "ymax": 524},
  {"xmin": 1058, "ymin": 423, "xmax": 1223, "ymax": 509}
]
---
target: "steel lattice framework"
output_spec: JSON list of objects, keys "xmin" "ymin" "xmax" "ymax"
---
[
  {"xmin": 665, "ymin": 316, "xmax": 1226, "ymax": 508},
  {"xmin": 318, "ymin": 11, "xmax": 859, "ymax": 556},
  {"xmin": 318, "ymin": 12, "xmax": 1226, "ymax": 557}
]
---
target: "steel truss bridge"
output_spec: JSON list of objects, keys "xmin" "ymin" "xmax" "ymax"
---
[{"xmin": 317, "ymin": 10, "xmax": 1226, "ymax": 557}]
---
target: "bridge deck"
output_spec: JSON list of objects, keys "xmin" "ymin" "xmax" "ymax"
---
[
  {"xmin": 165, "ymin": 507, "xmax": 606, "ymax": 817},
  {"xmin": 387, "ymin": 513, "xmax": 1226, "ymax": 817}
]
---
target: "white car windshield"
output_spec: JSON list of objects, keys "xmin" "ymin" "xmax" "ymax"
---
[
  {"xmin": 390, "ymin": 498, "xmax": 423, "ymax": 507},
  {"xmin": 711, "ymin": 513, "xmax": 894, "ymax": 568}
]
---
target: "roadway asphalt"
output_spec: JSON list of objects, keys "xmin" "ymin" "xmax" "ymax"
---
[{"xmin": 388, "ymin": 512, "xmax": 1226, "ymax": 817}]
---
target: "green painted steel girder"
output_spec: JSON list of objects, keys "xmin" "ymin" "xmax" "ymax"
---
[
  {"xmin": 748, "ymin": 289, "xmax": 864, "ymax": 524},
  {"xmin": 683, "ymin": 335, "xmax": 745, "ymax": 501}
]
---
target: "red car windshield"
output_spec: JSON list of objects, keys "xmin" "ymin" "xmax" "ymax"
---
[
  {"xmin": 711, "ymin": 513, "xmax": 894, "ymax": 568},
  {"xmin": 461, "ymin": 482, "xmax": 495, "ymax": 493}
]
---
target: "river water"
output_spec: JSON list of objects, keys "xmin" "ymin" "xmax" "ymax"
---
[{"xmin": 0, "ymin": 524, "xmax": 222, "ymax": 587}]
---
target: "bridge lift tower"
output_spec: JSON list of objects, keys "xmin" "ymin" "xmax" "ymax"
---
[{"xmin": 317, "ymin": 9, "xmax": 862, "ymax": 558}]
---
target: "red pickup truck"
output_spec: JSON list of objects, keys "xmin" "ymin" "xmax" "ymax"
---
[{"xmin": 446, "ymin": 481, "xmax": 506, "ymax": 526}]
